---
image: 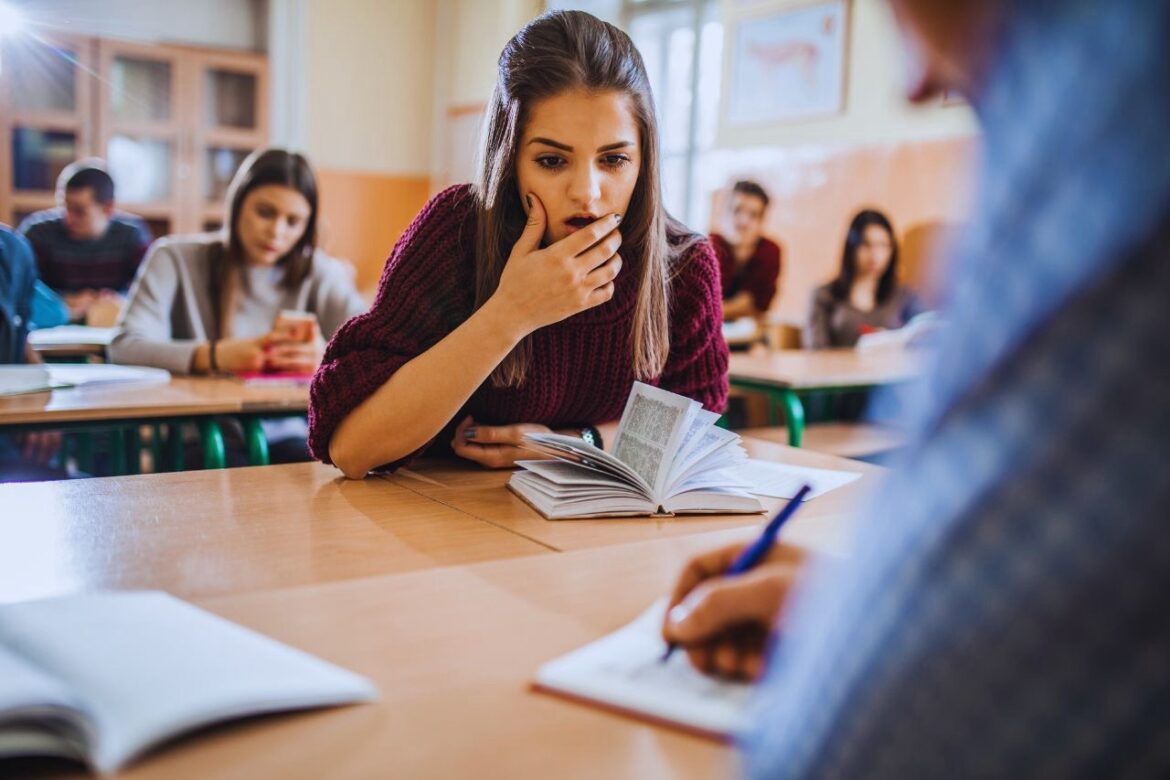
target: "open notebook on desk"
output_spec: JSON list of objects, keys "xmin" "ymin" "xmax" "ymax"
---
[
  {"xmin": 534, "ymin": 599, "xmax": 755, "ymax": 739},
  {"xmin": 0, "ymin": 591, "xmax": 377, "ymax": 774}
]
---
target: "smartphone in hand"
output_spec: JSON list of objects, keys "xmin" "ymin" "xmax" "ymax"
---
[{"xmin": 270, "ymin": 310, "xmax": 318, "ymax": 343}]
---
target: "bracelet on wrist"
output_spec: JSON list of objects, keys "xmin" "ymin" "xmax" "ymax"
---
[{"xmin": 579, "ymin": 425, "xmax": 602, "ymax": 450}]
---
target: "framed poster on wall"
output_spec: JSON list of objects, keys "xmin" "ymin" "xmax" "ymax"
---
[{"xmin": 725, "ymin": 0, "xmax": 849, "ymax": 125}]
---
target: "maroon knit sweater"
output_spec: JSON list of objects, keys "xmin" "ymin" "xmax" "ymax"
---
[{"xmin": 308, "ymin": 184, "xmax": 729, "ymax": 471}]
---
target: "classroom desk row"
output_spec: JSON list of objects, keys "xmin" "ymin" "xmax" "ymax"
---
[
  {"xmin": 2, "ymin": 346, "xmax": 921, "ymax": 478},
  {"xmin": 0, "ymin": 375, "xmax": 309, "ymax": 471},
  {"xmin": 0, "ymin": 438, "xmax": 884, "ymax": 779},
  {"xmin": 727, "ymin": 346, "xmax": 924, "ymax": 446}
]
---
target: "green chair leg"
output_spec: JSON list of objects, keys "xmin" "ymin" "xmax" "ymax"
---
[
  {"xmin": 199, "ymin": 420, "xmax": 227, "ymax": 470},
  {"xmin": 781, "ymin": 389, "xmax": 806, "ymax": 447},
  {"xmin": 243, "ymin": 418, "xmax": 270, "ymax": 466}
]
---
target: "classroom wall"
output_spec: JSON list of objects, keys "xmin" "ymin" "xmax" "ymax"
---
[
  {"xmin": 9, "ymin": 0, "xmax": 266, "ymax": 51},
  {"xmin": 430, "ymin": 0, "xmax": 544, "ymax": 191},
  {"xmin": 304, "ymin": 0, "xmax": 437, "ymax": 294},
  {"xmin": 708, "ymin": 137, "xmax": 975, "ymax": 324},
  {"xmin": 717, "ymin": 0, "xmax": 976, "ymax": 148}
]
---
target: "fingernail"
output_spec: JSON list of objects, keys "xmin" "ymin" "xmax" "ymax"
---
[
  {"xmin": 464, "ymin": 427, "xmax": 478, "ymax": 440},
  {"xmin": 667, "ymin": 602, "xmax": 692, "ymax": 627},
  {"xmin": 526, "ymin": 194, "xmax": 533, "ymax": 209}
]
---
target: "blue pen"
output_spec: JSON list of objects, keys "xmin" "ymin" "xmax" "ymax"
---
[{"xmin": 661, "ymin": 483, "xmax": 812, "ymax": 663}]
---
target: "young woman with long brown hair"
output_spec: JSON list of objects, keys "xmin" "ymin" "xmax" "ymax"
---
[
  {"xmin": 111, "ymin": 147, "xmax": 366, "ymax": 462},
  {"xmin": 312, "ymin": 10, "xmax": 729, "ymax": 478}
]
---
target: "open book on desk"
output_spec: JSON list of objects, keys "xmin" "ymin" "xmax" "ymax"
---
[
  {"xmin": 0, "ymin": 591, "xmax": 377, "ymax": 774},
  {"xmin": 534, "ymin": 599, "xmax": 754, "ymax": 739},
  {"xmin": 509, "ymin": 382, "xmax": 765, "ymax": 519}
]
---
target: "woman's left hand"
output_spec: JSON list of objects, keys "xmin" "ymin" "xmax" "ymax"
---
[{"xmin": 451, "ymin": 416, "xmax": 554, "ymax": 469}]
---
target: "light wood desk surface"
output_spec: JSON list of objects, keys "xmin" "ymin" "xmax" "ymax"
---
[
  {"xmin": 0, "ymin": 377, "xmax": 308, "ymax": 427},
  {"xmin": 29, "ymin": 527, "xmax": 778, "ymax": 779},
  {"xmin": 384, "ymin": 436, "xmax": 882, "ymax": 553},
  {"xmin": 728, "ymin": 346, "xmax": 924, "ymax": 390},
  {"xmin": 0, "ymin": 463, "xmax": 549, "ymax": 604}
]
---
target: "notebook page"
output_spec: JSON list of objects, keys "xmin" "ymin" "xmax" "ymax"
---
[
  {"xmin": 535, "ymin": 599, "xmax": 754, "ymax": 737},
  {"xmin": 0, "ymin": 591, "xmax": 378, "ymax": 774},
  {"xmin": 738, "ymin": 459, "xmax": 863, "ymax": 499},
  {"xmin": 0, "ymin": 646, "xmax": 91, "ymax": 762}
]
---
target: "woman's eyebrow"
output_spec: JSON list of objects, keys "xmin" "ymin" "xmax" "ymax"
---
[
  {"xmin": 528, "ymin": 137, "xmax": 573, "ymax": 151},
  {"xmin": 526, "ymin": 138, "xmax": 636, "ymax": 152}
]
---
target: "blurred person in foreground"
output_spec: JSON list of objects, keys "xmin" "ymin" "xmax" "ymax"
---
[{"xmin": 663, "ymin": 1, "xmax": 1169, "ymax": 777}]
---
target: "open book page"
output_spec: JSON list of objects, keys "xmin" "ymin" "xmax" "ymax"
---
[
  {"xmin": 611, "ymin": 382, "xmax": 699, "ymax": 500},
  {"xmin": 534, "ymin": 599, "xmax": 754, "ymax": 738},
  {"xmin": 0, "ymin": 646, "xmax": 91, "ymax": 763},
  {"xmin": 508, "ymin": 472, "xmax": 657, "ymax": 519},
  {"xmin": 46, "ymin": 365, "xmax": 171, "ymax": 388},
  {"xmin": 522, "ymin": 433, "xmax": 650, "ymax": 494},
  {"xmin": 0, "ymin": 591, "xmax": 378, "ymax": 774},
  {"xmin": 738, "ymin": 459, "xmax": 863, "ymax": 499},
  {"xmin": 27, "ymin": 326, "xmax": 117, "ymax": 347},
  {"xmin": 0, "ymin": 366, "xmax": 70, "ymax": 396}
]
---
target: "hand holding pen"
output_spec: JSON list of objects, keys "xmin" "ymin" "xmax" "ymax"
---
[{"xmin": 660, "ymin": 485, "xmax": 812, "ymax": 681}]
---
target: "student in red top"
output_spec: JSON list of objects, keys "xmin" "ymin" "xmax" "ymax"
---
[
  {"xmin": 711, "ymin": 180, "xmax": 782, "ymax": 321},
  {"xmin": 310, "ymin": 11, "xmax": 729, "ymax": 479}
]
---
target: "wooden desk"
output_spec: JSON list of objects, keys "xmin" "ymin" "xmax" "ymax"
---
[
  {"xmin": 0, "ymin": 377, "xmax": 307, "ymax": 427},
  {"xmin": 383, "ymin": 436, "xmax": 881, "ymax": 554},
  {"xmin": 27, "ymin": 528, "xmax": 779, "ymax": 779},
  {"xmin": 0, "ymin": 463, "xmax": 549, "ymax": 604},
  {"xmin": 0, "ymin": 375, "xmax": 309, "ymax": 471},
  {"xmin": 728, "ymin": 347, "xmax": 925, "ymax": 446}
]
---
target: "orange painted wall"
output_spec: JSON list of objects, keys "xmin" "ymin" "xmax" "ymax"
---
[
  {"xmin": 314, "ymin": 169, "xmax": 432, "ymax": 296},
  {"xmin": 710, "ymin": 136, "xmax": 978, "ymax": 323}
]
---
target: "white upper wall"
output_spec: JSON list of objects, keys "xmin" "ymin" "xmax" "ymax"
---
[
  {"xmin": 718, "ymin": 0, "xmax": 976, "ymax": 148},
  {"xmin": 445, "ymin": 0, "xmax": 544, "ymax": 106},
  {"xmin": 305, "ymin": 0, "xmax": 436, "ymax": 175},
  {"xmin": 12, "ymin": 0, "xmax": 265, "ymax": 50}
]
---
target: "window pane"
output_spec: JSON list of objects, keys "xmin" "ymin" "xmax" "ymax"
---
[
  {"xmin": 661, "ymin": 154, "xmax": 688, "ymax": 220},
  {"xmin": 11, "ymin": 127, "xmax": 77, "ymax": 191},
  {"xmin": 695, "ymin": 13, "xmax": 723, "ymax": 150},
  {"xmin": 205, "ymin": 147, "xmax": 250, "ymax": 202},
  {"xmin": 205, "ymin": 69, "xmax": 257, "ymax": 130},
  {"xmin": 107, "ymin": 135, "xmax": 172, "ymax": 201},
  {"xmin": 629, "ymin": 7, "xmax": 694, "ymax": 155},
  {"xmin": 3, "ymin": 40, "xmax": 77, "ymax": 113},
  {"xmin": 110, "ymin": 56, "xmax": 172, "ymax": 122}
]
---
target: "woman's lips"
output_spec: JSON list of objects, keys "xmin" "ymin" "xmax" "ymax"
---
[{"xmin": 563, "ymin": 215, "xmax": 597, "ymax": 234}]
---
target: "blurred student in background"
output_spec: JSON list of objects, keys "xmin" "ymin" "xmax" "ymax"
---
[
  {"xmin": 111, "ymin": 147, "xmax": 366, "ymax": 464},
  {"xmin": 806, "ymin": 209, "xmax": 925, "ymax": 348},
  {"xmin": 19, "ymin": 160, "xmax": 152, "ymax": 324},
  {"xmin": 0, "ymin": 225, "xmax": 65, "ymax": 481},
  {"xmin": 712, "ymin": 180, "xmax": 781, "ymax": 322}
]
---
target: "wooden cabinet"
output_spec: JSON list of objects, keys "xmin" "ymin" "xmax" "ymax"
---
[
  {"xmin": 0, "ymin": 33, "xmax": 98, "ymax": 228},
  {"xmin": 1, "ymin": 34, "xmax": 266, "ymax": 236}
]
